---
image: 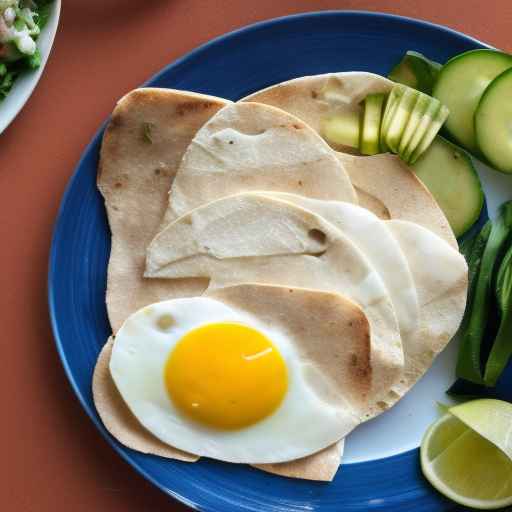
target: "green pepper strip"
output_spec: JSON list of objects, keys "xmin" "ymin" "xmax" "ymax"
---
[
  {"xmin": 456, "ymin": 202, "xmax": 512, "ymax": 384},
  {"xmin": 484, "ymin": 244, "xmax": 512, "ymax": 386},
  {"xmin": 459, "ymin": 231, "xmax": 477, "ymax": 261}
]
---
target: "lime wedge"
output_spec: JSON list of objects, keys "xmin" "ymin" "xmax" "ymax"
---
[
  {"xmin": 421, "ymin": 400, "xmax": 512, "ymax": 510},
  {"xmin": 450, "ymin": 399, "xmax": 512, "ymax": 459}
]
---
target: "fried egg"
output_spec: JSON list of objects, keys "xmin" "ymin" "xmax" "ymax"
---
[{"xmin": 109, "ymin": 292, "xmax": 364, "ymax": 464}]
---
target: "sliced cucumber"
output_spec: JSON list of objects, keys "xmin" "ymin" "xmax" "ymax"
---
[
  {"xmin": 401, "ymin": 98, "xmax": 441, "ymax": 162},
  {"xmin": 321, "ymin": 111, "xmax": 360, "ymax": 149},
  {"xmin": 380, "ymin": 85, "xmax": 404, "ymax": 152},
  {"xmin": 409, "ymin": 104, "xmax": 449, "ymax": 164},
  {"xmin": 398, "ymin": 93, "xmax": 430, "ymax": 156},
  {"xmin": 388, "ymin": 50, "xmax": 441, "ymax": 94},
  {"xmin": 412, "ymin": 136, "xmax": 483, "ymax": 237},
  {"xmin": 385, "ymin": 87, "xmax": 419, "ymax": 152},
  {"xmin": 433, "ymin": 49, "xmax": 512, "ymax": 153},
  {"xmin": 360, "ymin": 93, "xmax": 386, "ymax": 155},
  {"xmin": 475, "ymin": 68, "xmax": 512, "ymax": 173}
]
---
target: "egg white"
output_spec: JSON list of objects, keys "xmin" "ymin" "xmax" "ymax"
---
[{"xmin": 109, "ymin": 297, "xmax": 358, "ymax": 464}]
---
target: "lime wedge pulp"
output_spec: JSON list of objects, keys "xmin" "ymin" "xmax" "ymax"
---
[{"xmin": 421, "ymin": 400, "xmax": 512, "ymax": 510}]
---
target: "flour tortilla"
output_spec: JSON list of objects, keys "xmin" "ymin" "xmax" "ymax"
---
[
  {"xmin": 243, "ymin": 72, "xmax": 457, "ymax": 248},
  {"xmin": 256, "ymin": 192, "xmax": 419, "ymax": 336},
  {"xmin": 338, "ymin": 153, "xmax": 457, "ymax": 248},
  {"xmin": 243, "ymin": 71, "xmax": 392, "ymax": 152},
  {"xmin": 162, "ymin": 101, "xmax": 357, "ymax": 227},
  {"xmin": 97, "ymin": 88, "xmax": 229, "ymax": 334},
  {"xmin": 92, "ymin": 338, "xmax": 198, "ymax": 462},
  {"xmin": 254, "ymin": 441, "xmax": 344, "ymax": 481},
  {"xmin": 385, "ymin": 220, "xmax": 468, "ymax": 396},
  {"xmin": 146, "ymin": 192, "xmax": 404, "ymax": 414},
  {"xmin": 95, "ymin": 88, "xmax": 228, "ymax": 461}
]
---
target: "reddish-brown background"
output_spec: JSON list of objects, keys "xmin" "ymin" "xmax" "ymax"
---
[{"xmin": 1, "ymin": 1, "xmax": 510, "ymax": 510}]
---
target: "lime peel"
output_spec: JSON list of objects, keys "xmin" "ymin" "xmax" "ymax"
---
[{"xmin": 449, "ymin": 399, "xmax": 512, "ymax": 460}]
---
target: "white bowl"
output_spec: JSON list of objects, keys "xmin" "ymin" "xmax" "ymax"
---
[{"xmin": 0, "ymin": 0, "xmax": 61, "ymax": 134}]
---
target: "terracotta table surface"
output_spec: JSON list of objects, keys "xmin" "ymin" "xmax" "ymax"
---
[{"xmin": 1, "ymin": 1, "xmax": 511, "ymax": 510}]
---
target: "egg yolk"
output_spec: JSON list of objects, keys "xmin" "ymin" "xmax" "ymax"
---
[{"xmin": 164, "ymin": 322, "xmax": 288, "ymax": 430}]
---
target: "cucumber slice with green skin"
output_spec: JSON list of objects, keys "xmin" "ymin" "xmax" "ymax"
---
[
  {"xmin": 409, "ymin": 104, "xmax": 450, "ymax": 164},
  {"xmin": 321, "ymin": 111, "xmax": 360, "ymax": 149},
  {"xmin": 360, "ymin": 93, "xmax": 386, "ymax": 155},
  {"xmin": 412, "ymin": 136, "xmax": 483, "ymax": 237},
  {"xmin": 388, "ymin": 50, "xmax": 441, "ymax": 95},
  {"xmin": 398, "ymin": 93, "xmax": 431, "ymax": 155},
  {"xmin": 475, "ymin": 67, "xmax": 512, "ymax": 173},
  {"xmin": 380, "ymin": 85, "xmax": 404, "ymax": 152},
  {"xmin": 402, "ymin": 98, "xmax": 441, "ymax": 162},
  {"xmin": 433, "ymin": 49, "xmax": 512, "ymax": 153},
  {"xmin": 385, "ymin": 87, "xmax": 420, "ymax": 152}
]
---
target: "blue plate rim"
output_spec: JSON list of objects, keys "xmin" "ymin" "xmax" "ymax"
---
[{"xmin": 48, "ymin": 10, "xmax": 492, "ymax": 511}]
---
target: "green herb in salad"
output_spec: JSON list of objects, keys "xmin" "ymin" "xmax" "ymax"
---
[{"xmin": 0, "ymin": 0, "xmax": 52, "ymax": 101}]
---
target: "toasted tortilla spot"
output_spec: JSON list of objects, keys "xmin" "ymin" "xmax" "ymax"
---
[{"xmin": 355, "ymin": 186, "xmax": 391, "ymax": 220}]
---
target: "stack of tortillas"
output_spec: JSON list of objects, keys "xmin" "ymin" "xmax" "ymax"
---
[{"xmin": 93, "ymin": 72, "xmax": 468, "ymax": 481}]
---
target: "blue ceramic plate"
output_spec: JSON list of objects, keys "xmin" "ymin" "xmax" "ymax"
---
[{"xmin": 49, "ymin": 11, "xmax": 510, "ymax": 512}]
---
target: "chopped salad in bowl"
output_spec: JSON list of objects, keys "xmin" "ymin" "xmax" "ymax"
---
[{"xmin": 0, "ymin": 0, "xmax": 53, "ymax": 100}]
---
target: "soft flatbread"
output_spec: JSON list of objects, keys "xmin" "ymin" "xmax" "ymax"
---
[
  {"xmin": 243, "ymin": 71, "xmax": 392, "ymax": 151},
  {"xmin": 243, "ymin": 72, "xmax": 457, "ymax": 248},
  {"xmin": 256, "ymin": 192, "xmax": 419, "ymax": 336},
  {"xmin": 338, "ymin": 153, "xmax": 457, "ymax": 248},
  {"xmin": 95, "ymin": 88, "xmax": 228, "ymax": 461},
  {"xmin": 97, "ymin": 88, "xmax": 229, "ymax": 334},
  {"xmin": 162, "ymin": 101, "xmax": 357, "ymax": 227},
  {"xmin": 385, "ymin": 220, "xmax": 467, "ymax": 396},
  {"xmin": 254, "ymin": 441, "xmax": 344, "ymax": 481}
]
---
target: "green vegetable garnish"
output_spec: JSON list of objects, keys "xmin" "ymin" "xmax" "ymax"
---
[
  {"xmin": 142, "ymin": 122, "xmax": 155, "ymax": 143},
  {"xmin": 483, "ymin": 245, "xmax": 512, "ymax": 385},
  {"xmin": 36, "ymin": 1, "xmax": 53, "ymax": 29},
  {"xmin": 13, "ymin": 17, "xmax": 26, "ymax": 31},
  {"xmin": 26, "ymin": 48, "xmax": 41, "ymax": 69},
  {"xmin": 466, "ymin": 221, "xmax": 492, "ymax": 291},
  {"xmin": 459, "ymin": 231, "xmax": 477, "ymax": 260},
  {"xmin": 0, "ymin": 70, "xmax": 17, "ymax": 100},
  {"xmin": 456, "ymin": 203, "xmax": 512, "ymax": 384}
]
